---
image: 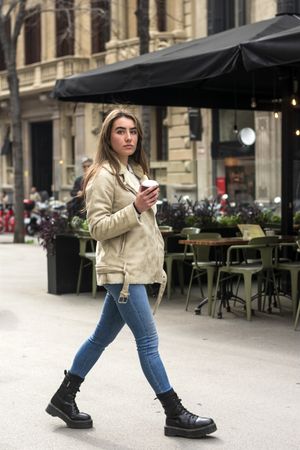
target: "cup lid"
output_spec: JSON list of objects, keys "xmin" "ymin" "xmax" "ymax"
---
[{"xmin": 141, "ymin": 180, "xmax": 159, "ymax": 188}]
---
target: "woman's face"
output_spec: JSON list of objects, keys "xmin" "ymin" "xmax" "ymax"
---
[{"xmin": 110, "ymin": 117, "xmax": 138, "ymax": 165}]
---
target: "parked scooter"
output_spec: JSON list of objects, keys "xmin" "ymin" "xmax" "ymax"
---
[
  {"xmin": 24, "ymin": 197, "xmax": 68, "ymax": 236},
  {"xmin": 24, "ymin": 199, "xmax": 49, "ymax": 236},
  {"xmin": 0, "ymin": 203, "xmax": 15, "ymax": 233}
]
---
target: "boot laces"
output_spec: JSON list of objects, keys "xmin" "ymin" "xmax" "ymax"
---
[
  {"xmin": 173, "ymin": 397, "xmax": 198, "ymax": 421},
  {"xmin": 69, "ymin": 391, "xmax": 80, "ymax": 414},
  {"xmin": 67, "ymin": 386, "xmax": 80, "ymax": 415}
]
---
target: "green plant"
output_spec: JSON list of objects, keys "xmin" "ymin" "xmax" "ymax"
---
[
  {"xmin": 70, "ymin": 216, "xmax": 89, "ymax": 232},
  {"xmin": 157, "ymin": 201, "xmax": 188, "ymax": 231},
  {"xmin": 38, "ymin": 213, "xmax": 69, "ymax": 256},
  {"xmin": 217, "ymin": 215, "xmax": 241, "ymax": 227},
  {"xmin": 189, "ymin": 198, "xmax": 219, "ymax": 227},
  {"xmin": 294, "ymin": 212, "xmax": 300, "ymax": 225}
]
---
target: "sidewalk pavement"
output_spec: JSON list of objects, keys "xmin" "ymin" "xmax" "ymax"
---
[{"xmin": 0, "ymin": 233, "xmax": 300, "ymax": 450}]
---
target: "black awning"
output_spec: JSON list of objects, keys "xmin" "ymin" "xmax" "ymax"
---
[{"xmin": 53, "ymin": 14, "xmax": 300, "ymax": 110}]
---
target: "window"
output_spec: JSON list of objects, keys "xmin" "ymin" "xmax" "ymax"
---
[
  {"xmin": 0, "ymin": 18, "xmax": 11, "ymax": 71},
  {"xmin": 156, "ymin": 0, "xmax": 167, "ymax": 32},
  {"xmin": 91, "ymin": 0, "xmax": 110, "ymax": 53},
  {"xmin": 24, "ymin": 6, "xmax": 41, "ymax": 65},
  {"xmin": 56, "ymin": 0, "xmax": 75, "ymax": 57},
  {"xmin": 277, "ymin": 0, "xmax": 300, "ymax": 14},
  {"xmin": 207, "ymin": 0, "xmax": 247, "ymax": 35}
]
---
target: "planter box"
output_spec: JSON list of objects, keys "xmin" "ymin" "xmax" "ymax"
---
[{"xmin": 47, "ymin": 234, "xmax": 94, "ymax": 294}]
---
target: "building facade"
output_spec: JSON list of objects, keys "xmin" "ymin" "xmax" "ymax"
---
[{"xmin": 0, "ymin": 0, "xmax": 281, "ymax": 207}]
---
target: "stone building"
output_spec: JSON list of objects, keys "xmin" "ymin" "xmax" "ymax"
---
[{"xmin": 0, "ymin": 0, "xmax": 281, "ymax": 206}]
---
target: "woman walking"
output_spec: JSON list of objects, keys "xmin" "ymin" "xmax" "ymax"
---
[{"xmin": 46, "ymin": 109, "xmax": 217, "ymax": 439}]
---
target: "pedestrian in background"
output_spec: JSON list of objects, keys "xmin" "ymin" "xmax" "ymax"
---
[
  {"xmin": 29, "ymin": 186, "xmax": 41, "ymax": 204},
  {"xmin": 46, "ymin": 109, "xmax": 217, "ymax": 439},
  {"xmin": 1, "ymin": 189, "xmax": 9, "ymax": 207},
  {"xmin": 67, "ymin": 157, "xmax": 93, "ymax": 218}
]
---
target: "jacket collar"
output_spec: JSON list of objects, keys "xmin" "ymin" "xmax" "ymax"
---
[{"xmin": 102, "ymin": 160, "xmax": 148, "ymax": 193}]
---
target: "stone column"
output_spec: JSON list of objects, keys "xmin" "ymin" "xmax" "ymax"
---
[
  {"xmin": 75, "ymin": 1, "xmax": 91, "ymax": 56},
  {"xmin": 41, "ymin": 0, "xmax": 55, "ymax": 60},
  {"xmin": 172, "ymin": 0, "xmax": 184, "ymax": 35},
  {"xmin": 149, "ymin": 0, "xmax": 158, "ymax": 32},
  {"xmin": 105, "ymin": 0, "xmax": 119, "ymax": 64},
  {"xmin": 74, "ymin": 105, "xmax": 86, "ymax": 175}
]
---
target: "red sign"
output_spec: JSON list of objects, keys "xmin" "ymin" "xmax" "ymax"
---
[{"xmin": 216, "ymin": 177, "xmax": 226, "ymax": 195}]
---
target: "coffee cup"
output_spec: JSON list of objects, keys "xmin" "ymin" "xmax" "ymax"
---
[{"xmin": 141, "ymin": 180, "xmax": 159, "ymax": 192}]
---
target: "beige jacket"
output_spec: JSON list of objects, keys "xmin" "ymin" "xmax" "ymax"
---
[{"xmin": 85, "ymin": 161, "xmax": 166, "ymax": 312}]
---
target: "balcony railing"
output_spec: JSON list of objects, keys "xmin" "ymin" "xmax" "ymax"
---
[{"xmin": 0, "ymin": 56, "xmax": 90, "ymax": 98}]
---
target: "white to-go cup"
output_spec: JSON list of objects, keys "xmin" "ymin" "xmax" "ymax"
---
[
  {"xmin": 141, "ymin": 180, "xmax": 159, "ymax": 192},
  {"xmin": 265, "ymin": 229, "xmax": 275, "ymax": 236},
  {"xmin": 243, "ymin": 230, "xmax": 250, "ymax": 240}
]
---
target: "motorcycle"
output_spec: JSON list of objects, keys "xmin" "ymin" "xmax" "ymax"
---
[
  {"xmin": 24, "ymin": 199, "xmax": 48, "ymax": 236},
  {"xmin": 24, "ymin": 197, "xmax": 68, "ymax": 236}
]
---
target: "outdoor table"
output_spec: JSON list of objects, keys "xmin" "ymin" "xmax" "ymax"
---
[
  {"xmin": 179, "ymin": 236, "xmax": 297, "ymax": 316},
  {"xmin": 179, "ymin": 237, "xmax": 248, "ymax": 314}
]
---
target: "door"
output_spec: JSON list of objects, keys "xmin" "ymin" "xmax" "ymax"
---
[{"xmin": 31, "ymin": 121, "xmax": 53, "ymax": 196}]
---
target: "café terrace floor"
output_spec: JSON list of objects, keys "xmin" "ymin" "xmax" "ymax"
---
[{"xmin": 0, "ymin": 233, "xmax": 299, "ymax": 450}]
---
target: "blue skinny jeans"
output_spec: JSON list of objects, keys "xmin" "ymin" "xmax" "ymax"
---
[{"xmin": 70, "ymin": 284, "xmax": 172, "ymax": 395}]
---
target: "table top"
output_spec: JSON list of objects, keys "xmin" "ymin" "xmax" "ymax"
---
[
  {"xmin": 179, "ymin": 235, "xmax": 297, "ymax": 247},
  {"xmin": 179, "ymin": 237, "xmax": 247, "ymax": 246}
]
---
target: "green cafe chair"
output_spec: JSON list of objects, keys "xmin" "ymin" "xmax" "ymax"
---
[
  {"xmin": 185, "ymin": 233, "xmax": 221, "ymax": 315},
  {"xmin": 212, "ymin": 236, "xmax": 280, "ymax": 321},
  {"xmin": 76, "ymin": 234, "xmax": 97, "ymax": 298},
  {"xmin": 163, "ymin": 227, "xmax": 201, "ymax": 300},
  {"xmin": 276, "ymin": 241, "xmax": 300, "ymax": 320},
  {"xmin": 295, "ymin": 297, "xmax": 300, "ymax": 330}
]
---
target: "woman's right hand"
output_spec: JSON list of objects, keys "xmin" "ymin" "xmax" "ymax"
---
[{"xmin": 134, "ymin": 186, "xmax": 159, "ymax": 213}]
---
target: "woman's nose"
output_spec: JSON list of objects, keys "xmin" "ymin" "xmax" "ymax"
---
[{"xmin": 125, "ymin": 130, "xmax": 132, "ymax": 141}]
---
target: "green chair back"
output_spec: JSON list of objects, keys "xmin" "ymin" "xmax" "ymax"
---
[
  {"xmin": 77, "ymin": 235, "xmax": 95, "ymax": 257},
  {"xmin": 159, "ymin": 225, "xmax": 173, "ymax": 232},
  {"xmin": 247, "ymin": 236, "xmax": 279, "ymax": 269},
  {"xmin": 190, "ymin": 232, "xmax": 222, "ymax": 263},
  {"xmin": 181, "ymin": 227, "xmax": 201, "ymax": 237}
]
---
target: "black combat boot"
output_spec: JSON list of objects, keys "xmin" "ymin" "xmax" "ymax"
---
[
  {"xmin": 46, "ymin": 370, "xmax": 93, "ymax": 429},
  {"xmin": 157, "ymin": 388, "xmax": 217, "ymax": 438}
]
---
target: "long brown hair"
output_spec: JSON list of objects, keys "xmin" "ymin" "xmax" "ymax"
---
[{"xmin": 82, "ymin": 108, "xmax": 149, "ymax": 196}]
